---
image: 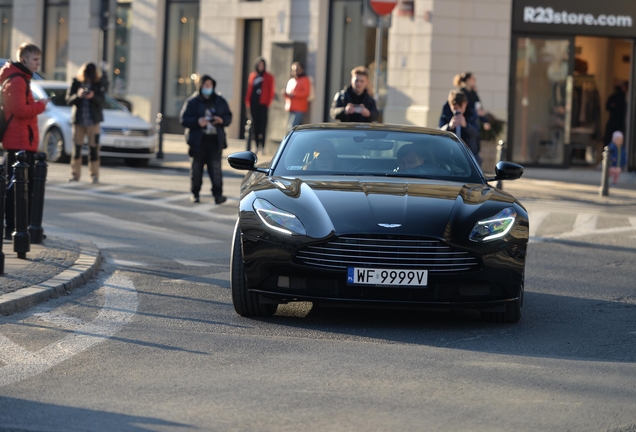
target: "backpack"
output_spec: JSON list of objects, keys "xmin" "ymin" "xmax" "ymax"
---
[{"xmin": 0, "ymin": 73, "xmax": 30, "ymax": 143}]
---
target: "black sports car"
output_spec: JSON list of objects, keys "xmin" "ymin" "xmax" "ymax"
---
[{"xmin": 228, "ymin": 123, "xmax": 528, "ymax": 322}]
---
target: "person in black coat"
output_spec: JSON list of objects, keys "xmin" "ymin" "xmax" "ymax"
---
[
  {"xmin": 603, "ymin": 82, "xmax": 627, "ymax": 146},
  {"xmin": 439, "ymin": 90, "xmax": 481, "ymax": 166},
  {"xmin": 65, "ymin": 62, "xmax": 106, "ymax": 183},
  {"xmin": 330, "ymin": 66, "xmax": 379, "ymax": 123},
  {"xmin": 180, "ymin": 75, "xmax": 232, "ymax": 204}
]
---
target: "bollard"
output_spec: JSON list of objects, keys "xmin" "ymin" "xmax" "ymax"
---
[
  {"xmin": 156, "ymin": 112, "xmax": 164, "ymax": 159},
  {"xmin": 495, "ymin": 140, "xmax": 506, "ymax": 190},
  {"xmin": 12, "ymin": 151, "xmax": 30, "ymax": 259},
  {"xmin": 245, "ymin": 119, "xmax": 252, "ymax": 152},
  {"xmin": 0, "ymin": 165, "xmax": 5, "ymax": 274},
  {"xmin": 28, "ymin": 152, "xmax": 48, "ymax": 244},
  {"xmin": 600, "ymin": 145, "xmax": 610, "ymax": 197}
]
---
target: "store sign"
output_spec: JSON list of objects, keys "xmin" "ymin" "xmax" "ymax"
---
[{"xmin": 513, "ymin": 0, "xmax": 636, "ymax": 38}]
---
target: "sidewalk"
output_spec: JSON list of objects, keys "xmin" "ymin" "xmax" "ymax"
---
[{"xmin": 2, "ymin": 131, "xmax": 636, "ymax": 316}]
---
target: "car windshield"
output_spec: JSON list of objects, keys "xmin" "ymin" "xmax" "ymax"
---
[
  {"xmin": 272, "ymin": 129, "xmax": 483, "ymax": 183},
  {"xmin": 41, "ymin": 87, "xmax": 126, "ymax": 111}
]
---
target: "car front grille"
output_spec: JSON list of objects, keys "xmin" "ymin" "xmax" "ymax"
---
[
  {"xmin": 294, "ymin": 235, "xmax": 480, "ymax": 273},
  {"xmin": 102, "ymin": 127, "xmax": 152, "ymax": 137},
  {"xmin": 99, "ymin": 146, "xmax": 154, "ymax": 154}
]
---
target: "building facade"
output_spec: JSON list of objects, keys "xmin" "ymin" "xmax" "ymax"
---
[{"xmin": 1, "ymin": 0, "xmax": 633, "ymax": 170}]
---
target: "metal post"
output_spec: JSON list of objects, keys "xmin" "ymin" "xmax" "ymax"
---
[
  {"xmin": 0, "ymin": 165, "xmax": 5, "ymax": 274},
  {"xmin": 245, "ymin": 119, "xmax": 252, "ymax": 152},
  {"xmin": 12, "ymin": 151, "xmax": 30, "ymax": 259},
  {"xmin": 373, "ymin": 25, "xmax": 382, "ymax": 105},
  {"xmin": 600, "ymin": 145, "xmax": 610, "ymax": 197},
  {"xmin": 495, "ymin": 140, "xmax": 505, "ymax": 190},
  {"xmin": 28, "ymin": 152, "xmax": 48, "ymax": 244},
  {"xmin": 156, "ymin": 112, "xmax": 164, "ymax": 159}
]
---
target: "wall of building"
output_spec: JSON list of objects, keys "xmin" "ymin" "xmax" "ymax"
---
[
  {"xmin": 10, "ymin": 0, "xmax": 44, "ymax": 59},
  {"xmin": 384, "ymin": 0, "xmax": 512, "ymax": 131},
  {"xmin": 67, "ymin": 0, "xmax": 101, "ymax": 80}
]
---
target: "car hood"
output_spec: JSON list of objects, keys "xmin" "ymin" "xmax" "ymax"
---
[
  {"xmin": 102, "ymin": 110, "xmax": 151, "ymax": 129},
  {"xmin": 250, "ymin": 176, "xmax": 520, "ymax": 241}
]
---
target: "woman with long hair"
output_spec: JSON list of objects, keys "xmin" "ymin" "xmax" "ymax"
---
[{"xmin": 65, "ymin": 62, "xmax": 106, "ymax": 183}]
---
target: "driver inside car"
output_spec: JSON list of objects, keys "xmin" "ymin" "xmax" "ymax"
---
[
  {"xmin": 303, "ymin": 140, "xmax": 338, "ymax": 171},
  {"xmin": 395, "ymin": 144, "xmax": 425, "ymax": 173}
]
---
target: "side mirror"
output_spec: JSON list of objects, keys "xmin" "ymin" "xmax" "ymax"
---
[
  {"xmin": 227, "ymin": 151, "xmax": 268, "ymax": 173},
  {"xmin": 493, "ymin": 161, "xmax": 524, "ymax": 181}
]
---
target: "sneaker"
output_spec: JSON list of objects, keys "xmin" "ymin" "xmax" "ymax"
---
[
  {"xmin": 91, "ymin": 177, "xmax": 99, "ymax": 184},
  {"xmin": 68, "ymin": 177, "xmax": 78, "ymax": 182},
  {"xmin": 190, "ymin": 195, "xmax": 200, "ymax": 203},
  {"xmin": 214, "ymin": 196, "xmax": 227, "ymax": 205}
]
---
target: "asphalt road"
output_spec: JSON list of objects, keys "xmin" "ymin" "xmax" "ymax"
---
[{"xmin": 0, "ymin": 162, "xmax": 635, "ymax": 432}]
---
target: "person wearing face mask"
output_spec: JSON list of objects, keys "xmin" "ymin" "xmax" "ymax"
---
[
  {"xmin": 180, "ymin": 75, "xmax": 233, "ymax": 204},
  {"xmin": 330, "ymin": 66, "xmax": 379, "ymax": 123},
  {"xmin": 0, "ymin": 43, "xmax": 49, "ymax": 239},
  {"xmin": 245, "ymin": 57, "xmax": 275, "ymax": 154}
]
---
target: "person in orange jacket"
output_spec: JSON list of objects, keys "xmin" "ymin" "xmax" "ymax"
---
[
  {"xmin": 245, "ymin": 57, "xmax": 275, "ymax": 154},
  {"xmin": 282, "ymin": 62, "xmax": 311, "ymax": 131}
]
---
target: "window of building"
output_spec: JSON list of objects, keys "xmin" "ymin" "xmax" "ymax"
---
[
  {"xmin": 112, "ymin": 0, "xmax": 132, "ymax": 96},
  {"xmin": 162, "ymin": 0, "xmax": 199, "ymax": 132},
  {"xmin": 0, "ymin": 0, "xmax": 12, "ymax": 60},
  {"xmin": 43, "ymin": 0, "xmax": 69, "ymax": 81}
]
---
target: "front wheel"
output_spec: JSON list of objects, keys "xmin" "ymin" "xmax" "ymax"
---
[
  {"xmin": 230, "ymin": 220, "xmax": 278, "ymax": 317},
  {"xmin": 44, "ymin": 127, "xmax": 69, "ymax": 163}
]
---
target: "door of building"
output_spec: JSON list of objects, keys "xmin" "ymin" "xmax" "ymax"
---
[
  {"xmin": 510, "ymin": 36, "xmax": 575, "ymax": 166},
  {"xmin": 239, "ymin": 19, "xmax": 263, "ymax": 140}
]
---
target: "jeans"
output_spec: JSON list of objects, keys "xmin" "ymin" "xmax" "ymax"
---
[
  {"xmin": 287, "ymin": 111, "xmax": 304, "ymax": 131},
  {"xmin": 190, "ymin": 137, "xmax": 223, "ymax": 197},
  {"xmin": 249, "ymin": 104, "xmax": 268, "ymax": 150}
]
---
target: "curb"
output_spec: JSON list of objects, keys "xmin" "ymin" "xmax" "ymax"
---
[{"xmin": 0, "ymin": 242, "xmax": 102, "ymax": 316}]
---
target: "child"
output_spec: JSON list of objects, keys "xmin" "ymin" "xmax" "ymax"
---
[{"xmin": 608, "ymin": 131, "xmax": 627, "ymax": 186}]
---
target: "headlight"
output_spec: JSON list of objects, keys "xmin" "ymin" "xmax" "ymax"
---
[
  {"xmin": 469, "ymin": 207, "xmax": 517, "ymax": 242},
  {"xmin": 253, "ymin": 198, "xmax": 307, "ymax": 236}
]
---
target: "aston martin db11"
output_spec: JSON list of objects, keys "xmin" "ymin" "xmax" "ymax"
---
[{"xmin": 228, "ymin": 123, "xmax": 528, "ymax": 322}]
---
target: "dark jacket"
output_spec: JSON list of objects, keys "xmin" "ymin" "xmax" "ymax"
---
[
  {"xmin": 65, "ymin": 77, "xmax": 106, "ymax": 125},
  {"xmin": 0, "ymin": 61, "xmax": 46, "ymax": 152},
  {"xmin": 439, "ymin": 102, "xmax": 481, "ymax": 165},
  {"xmin": 180, "ymin": 90, "xmax": 232, "ymax": 154},
  {"xmin": 330, "ymin": 85, "xmax": 379, "ymax": 123}
]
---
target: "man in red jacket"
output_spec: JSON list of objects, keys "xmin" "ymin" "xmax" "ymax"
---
[
  {"xmin": 1, "ymin": 43, "xmax": 49, "ymax": 239},
  {"xmin": 244, "ymin": 57, "xmax": 275, "ymax": 154}
]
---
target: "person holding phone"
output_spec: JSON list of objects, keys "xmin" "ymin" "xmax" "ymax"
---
[
  {"xmin": 65, "ymin": 62, "xmax": 106, "ymax": 183},
  {"xmin": 180, "ymin": 75, "xmax": 232, "ymax": 204},
  {"xmin": 330, "ymin": 66, "xmax": 379, "ymax": 123},
  {"xmin": 0, "ymin": 43, "xmax": 49, "ymax": 239},
  {"xmin": 438, "ymin": 90, "xmax": 481, "ymax": 166}
]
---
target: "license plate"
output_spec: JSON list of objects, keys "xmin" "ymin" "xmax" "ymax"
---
[
  {"xmin": 347, "ymin": 268, "xmax": 428, "ymax": 287},
  {"xmin": 114, "ymin": 139, "xmax": 142, "ymax": 148}
]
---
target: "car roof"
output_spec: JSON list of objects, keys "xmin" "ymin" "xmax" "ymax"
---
[
  {"xmin": 292, "ymin": 122, "xmax": 458, "ymax": 139},
  {"xmin": 32, "ymin": 80, "xmax": 68, "ymax": 88}
]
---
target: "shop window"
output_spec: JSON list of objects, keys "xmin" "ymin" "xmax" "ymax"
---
[
  {"xmin": 0, "ymin": 0, "xmax": 11, "ymax": 60},
  {"xmin": 112, "ymin": 0, "xmax": 132, "ymax": 96},
  {"xmin": 162, "ymin": 0, "xmax": 199, "ymax": 132},
  {"xmin": 43, "ymin": 0, "xmax": 69, "ymax": 81}
]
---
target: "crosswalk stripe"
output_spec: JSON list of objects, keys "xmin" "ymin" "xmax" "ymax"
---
[
  {"xmin": 63, "ymin": 212, "xmax": 219, "ymax": 245},
  {"xmin": 528, "ymin": 211, "xmax": 549, "ymax": 238},
  {"xmin": 571, "ymin": 213, "xmax": 598, "ymax": 236}
]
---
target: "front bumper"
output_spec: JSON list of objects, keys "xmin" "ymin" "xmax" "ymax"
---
[
  {"xmin": 98, "ymin": 134, "xmax": 156, "ymax": 159},
  {"xmin": 241, "ymin": 234, "xmax": 526, "ymax": 310}
]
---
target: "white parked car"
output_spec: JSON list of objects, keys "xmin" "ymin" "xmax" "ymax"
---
[{"xmin": 32, "ymin": 81, "xmax": 156, "ymax": 167}]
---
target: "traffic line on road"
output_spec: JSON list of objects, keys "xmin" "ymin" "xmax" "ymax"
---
[
  {"xmin": 571, "ymin": 213, "xmax": 598, "ymax": 236},
  {"xmin": 528, "ymin": 211, "xmax": 549, "ymax": 238},
  {"xmin": 0, "ymin": 273, "xmax": 138, "ymax": 388},
  {"xmin": 63, "ymin": 212, "xmax": 218, "ymax": 245}
]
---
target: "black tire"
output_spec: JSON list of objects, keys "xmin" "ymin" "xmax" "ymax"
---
[
  {"xmin": 124, "ymin": 158, "xmax": 150, "ymax": 167},
  {"xmin": 44, "ymin": 127, "xmax": 70, "ymax": 163},
  {"xmin": 481, "ymin": 275, "xmax": 524, "ymax": 323},
  {"xmin": 231, "ymin": 220, "xmax": 278, "ymax": 317}
]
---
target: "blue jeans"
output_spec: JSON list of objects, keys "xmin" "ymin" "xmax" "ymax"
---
[{"xmin": 287, "ymin": 111, "xmax": 304, "ymax": 131}]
